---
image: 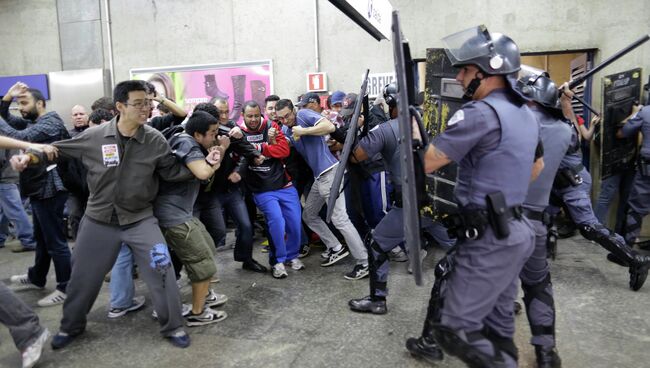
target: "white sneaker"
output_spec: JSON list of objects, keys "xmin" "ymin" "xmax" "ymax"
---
[
  {"xmin": 152, "ymin": 303, "xmax": 192, "ymax": 320},
  {"xmin": 21, "ymin": 328, "xmax": 49, "ymax": 368},
  {"xmin": 107, "ymin": 295, "xmax": 146, "ymax": 318},
  {"xmin": 272, "ymin": 263, "xmax": 288, "ymax": 279},
  {"xmin": 204, "ymin": 289, "xmax": 228, "ymax": 308},
  {"xmin": 288, "ymin": 258, "xmax": 305, "ymax": 271},
  {"xmin": 10, "ymin": 274, "xmax": 43, "ymax": 291},
  {"xmin": 37, "ymin": 290, "xmax": 66, "ymax": 307}
]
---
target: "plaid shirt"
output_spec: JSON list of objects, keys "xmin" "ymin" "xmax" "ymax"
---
[{"xmin": 0, "ymin": 101, "xmax": 70, "ymax": 198}]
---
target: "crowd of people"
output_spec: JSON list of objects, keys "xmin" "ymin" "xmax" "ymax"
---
[{"xmin": 1, "ymin": 25, "xmax": 649, "ymax": 368}]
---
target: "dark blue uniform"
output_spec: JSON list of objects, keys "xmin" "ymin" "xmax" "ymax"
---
[
  {"xmin": 549, "ymin": 109, "xmax": 650, "ymax": 291},
  {"xmin": 520, "ymin": 105, "xmax": 571, "ymax": 355},
  {"xmin": 350, "ymin": 119, "xmax": 453, "ymax": 303},
  {"xmin": 432, "ymin": 89, "xmax": 538, "ymax": 368},
  {"xmin": 621, "ymin": 106, "xmax": 650, "ymax": 244}
]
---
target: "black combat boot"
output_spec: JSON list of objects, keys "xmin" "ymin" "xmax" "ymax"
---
[
  {"xmin": 406, "ymin": 336, "xmax": 443, "ymax": 363},
  {"xmin": 535, "ymin": 345, "xmax": 561, "ymax": 368},
  {"xmin": 348, "ymin": 296, "xmax": 387, "ymax": 314}
]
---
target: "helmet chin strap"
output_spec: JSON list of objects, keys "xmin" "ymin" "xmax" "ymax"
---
[{"xmin": 462, "ymin": 72, "xmax": 486, "ymax": 100}]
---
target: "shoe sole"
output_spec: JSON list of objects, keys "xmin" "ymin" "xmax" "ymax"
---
[
  {"xmin": 10, "ymin": 285, "xmax": 43, "ymax": 292},
  {"xmin": 273, "ymin": 273, "xmax": 288, "ymax": 279},
  {"xmin": 344, "ymin": 271, "xmax": 369, "ymax": 280},
  {"xmin": 23, "ymin": 329, "xmax": 50, "ymax": 368},
  {"xmin": 186, "ymin": 311, "xmax": 228, "ymax": 326},
  {"xmin": 321, "ymin": 250, "xmax": 350, "ymax": 267},
  {"xmin": 107, "ymin": 300, "xmax": 146, "ymax": 318},
  {"xmin": 37, "ymin": 295, "xmax": 66, "ymax": 307}
]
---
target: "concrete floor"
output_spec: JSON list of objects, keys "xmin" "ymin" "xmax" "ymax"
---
[{"xmin": 1, "ymin": 232, "xmax": 649, "ymax": 368}]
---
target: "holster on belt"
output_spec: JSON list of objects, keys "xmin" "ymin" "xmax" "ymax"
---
[
  {"xmin": 486, "ymin": 192, "xmax": 512, "ymax": 239},
  {"xmin": 553, "ymin": 164, "xmax": 584, "ymax": 189}
]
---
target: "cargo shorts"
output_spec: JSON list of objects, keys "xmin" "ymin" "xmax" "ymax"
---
[{"xmin": 161, "ymin": 217, "xmax": 217, "ymax": 283}]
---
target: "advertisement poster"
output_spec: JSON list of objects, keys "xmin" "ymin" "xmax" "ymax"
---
[{"xmin": 130, "ymin": 60, "xmax": 273, "ymax": 122}]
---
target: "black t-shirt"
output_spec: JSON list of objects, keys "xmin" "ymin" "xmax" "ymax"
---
[{"xmin": 154, "ymin": 134, "xmax": 205, "ymax": 227}]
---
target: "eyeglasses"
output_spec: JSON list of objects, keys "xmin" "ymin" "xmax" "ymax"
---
[
  {"xmin": 125, "ymin": 100, "xmax": 153, "ymax": 109},
  {"xmin": 276, "ymin": 112, "xmax": 292, "ymax": 122}
]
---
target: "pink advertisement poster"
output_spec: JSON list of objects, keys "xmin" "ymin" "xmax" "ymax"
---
[{"xmin": 130, "ymin": 60, "xmax": 273, "ymax": 122}]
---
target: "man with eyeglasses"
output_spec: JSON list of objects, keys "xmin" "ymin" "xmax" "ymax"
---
[
  {"xmin": 11, "ymin": 80, "xmax": 207, "ymax": 349},
  {"xmin": 0, "ymin": 82, "xmax": 72, "ymax": 308}
]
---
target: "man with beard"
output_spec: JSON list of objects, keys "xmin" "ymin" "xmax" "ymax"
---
[{"xmin": 0, "ymin": 82, "xmax": 71, "ymax": 308}]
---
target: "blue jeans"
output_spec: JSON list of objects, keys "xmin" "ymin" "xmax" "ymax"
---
[
  {"xmin": 109, "ymin": 243, "xmax": 135, "ymax": 309},
  {"xmin": 253, "ymin": 186, "xmax": 302, "ymax": 264},
  {"xmin": 0, "ymin": 183, "xmax": 36, "ymax": 247},
  {"xmin": 215, "ymin": 190, "xmax": 254, "ymax": 262},
  {"xmin": 27, "ymin": 192, "xmax": 70, "ymax": 292}
]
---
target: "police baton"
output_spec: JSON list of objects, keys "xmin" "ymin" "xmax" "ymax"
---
[
  {"xmin": 325, "ymin": 69, "xmax": 370, "ymax": 223},
  {"xmin": 562, "ymin": 34, "xmax": 650, "ymax": 116}
]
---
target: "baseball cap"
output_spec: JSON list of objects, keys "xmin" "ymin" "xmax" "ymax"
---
[
  {"xmin": 330, "ymin": 90, "xmax": 346, "ymax": 106},
  {"xmin": 296, "ymin": 92, "xmax": 320, "ymax": 107}
]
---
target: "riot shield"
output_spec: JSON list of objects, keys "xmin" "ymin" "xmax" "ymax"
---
[
  {"xmin": 391, "ymin": 11, "xmax": 425, "ymax": 285},
  {"xmin": 600, "ymin": 68, "xmax": 642, "ymax": 180},
  {"xmin": 325, "ymin": 69, "xmax": 370, "ymax": 223}
]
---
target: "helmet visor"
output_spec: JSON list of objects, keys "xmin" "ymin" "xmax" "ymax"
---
[
  {"xmin": 442, "ymin": 25, "xmax": 492, "ymax": 65},
  {"xmin": 518, "ymin": 65, "xmax": 548, "ymax": 84}
]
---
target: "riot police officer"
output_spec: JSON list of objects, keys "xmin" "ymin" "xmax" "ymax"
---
[
  {"xmin": 406, "ymin": 25, "xmax": 541, "ymax": 368},
  {"xmin": 347, "ymin": 84, "xmax": 453, "ymax": 316},
  {"xmin": 620, "ymin": 104, "xmax": 650, "ymax": 247},
  {"xmin": 551, "ymin": 86, "xmax": 650, "ymax": 291},
  {"xmin": 515, "ymin": 66, "xmax": 572, "ymax": 368}
]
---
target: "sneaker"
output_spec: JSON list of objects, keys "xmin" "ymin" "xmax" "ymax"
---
[
  {"xmin": 22, "ymin": 328, "xmax": 49, "ymax": 368},
  {"xmin": 320, "ymin": 250, "xmax": 330, "ymax": 259},
  {"xmin": 344, "ymin": 264, "xmax": 369, "ymax": 280},
  {"xmin": 166, "ymin": 330, "xmax": 191, "ymax": 348},
  {"xmin": 272, "ymin": 263, "xmax": 288, "ymax": 279},
  {"xmin": 51, "ymin": 331, "xmax": 80, "ymax": 350},
  {"xmin": 107, "ymin": 296, "xmax": 146, "ymax": 318},
  {"xmin": 185, "ymin": 307, "xmax": 228, "ymax": 327},
  {"xmin": 10, "ymin": 274, "xmax": 43, "ymax": 291},
  {"xmin": 205, "ymin": 289, "xmax": 228, "ymax": 308},
  {"xmin": 321, "ymin": 247, "xmax": 350, "ymax": 267},
  {"xmin": 389, "ymin": 248, "xmax": 409, "ymax": 262},
  {"xmin": 152, "ymin": 303, "xmax": 192, "ymax": 320},
  {"xmin": 37, "ymin": 289, "xmax": 66, "ymax": 307},
  {"xmin": 287, "ymin": 258, "xmax": 305, "ymax": 271},
  {"xmin": 11, "ymin": 245, "xmax": 36, "ymax": 253},
  {"xmin": 298, "ymin": 244, "xmax": 310, "ymax": 258}
]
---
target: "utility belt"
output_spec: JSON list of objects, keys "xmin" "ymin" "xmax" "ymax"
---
[
  {"xmin": 553, "ymin": 164, "xmax": 584, "ymax": 189},
  {"xmin": 522, "ymin": 208, "xmax": 552, "ymax": 226},
  {"xmin": 638, "ymin": 156, "xmax": 650, "ymax": 176},
  {"xmin": 445, "ymin": 192, "xmax": 522, "ymax": 241}
]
